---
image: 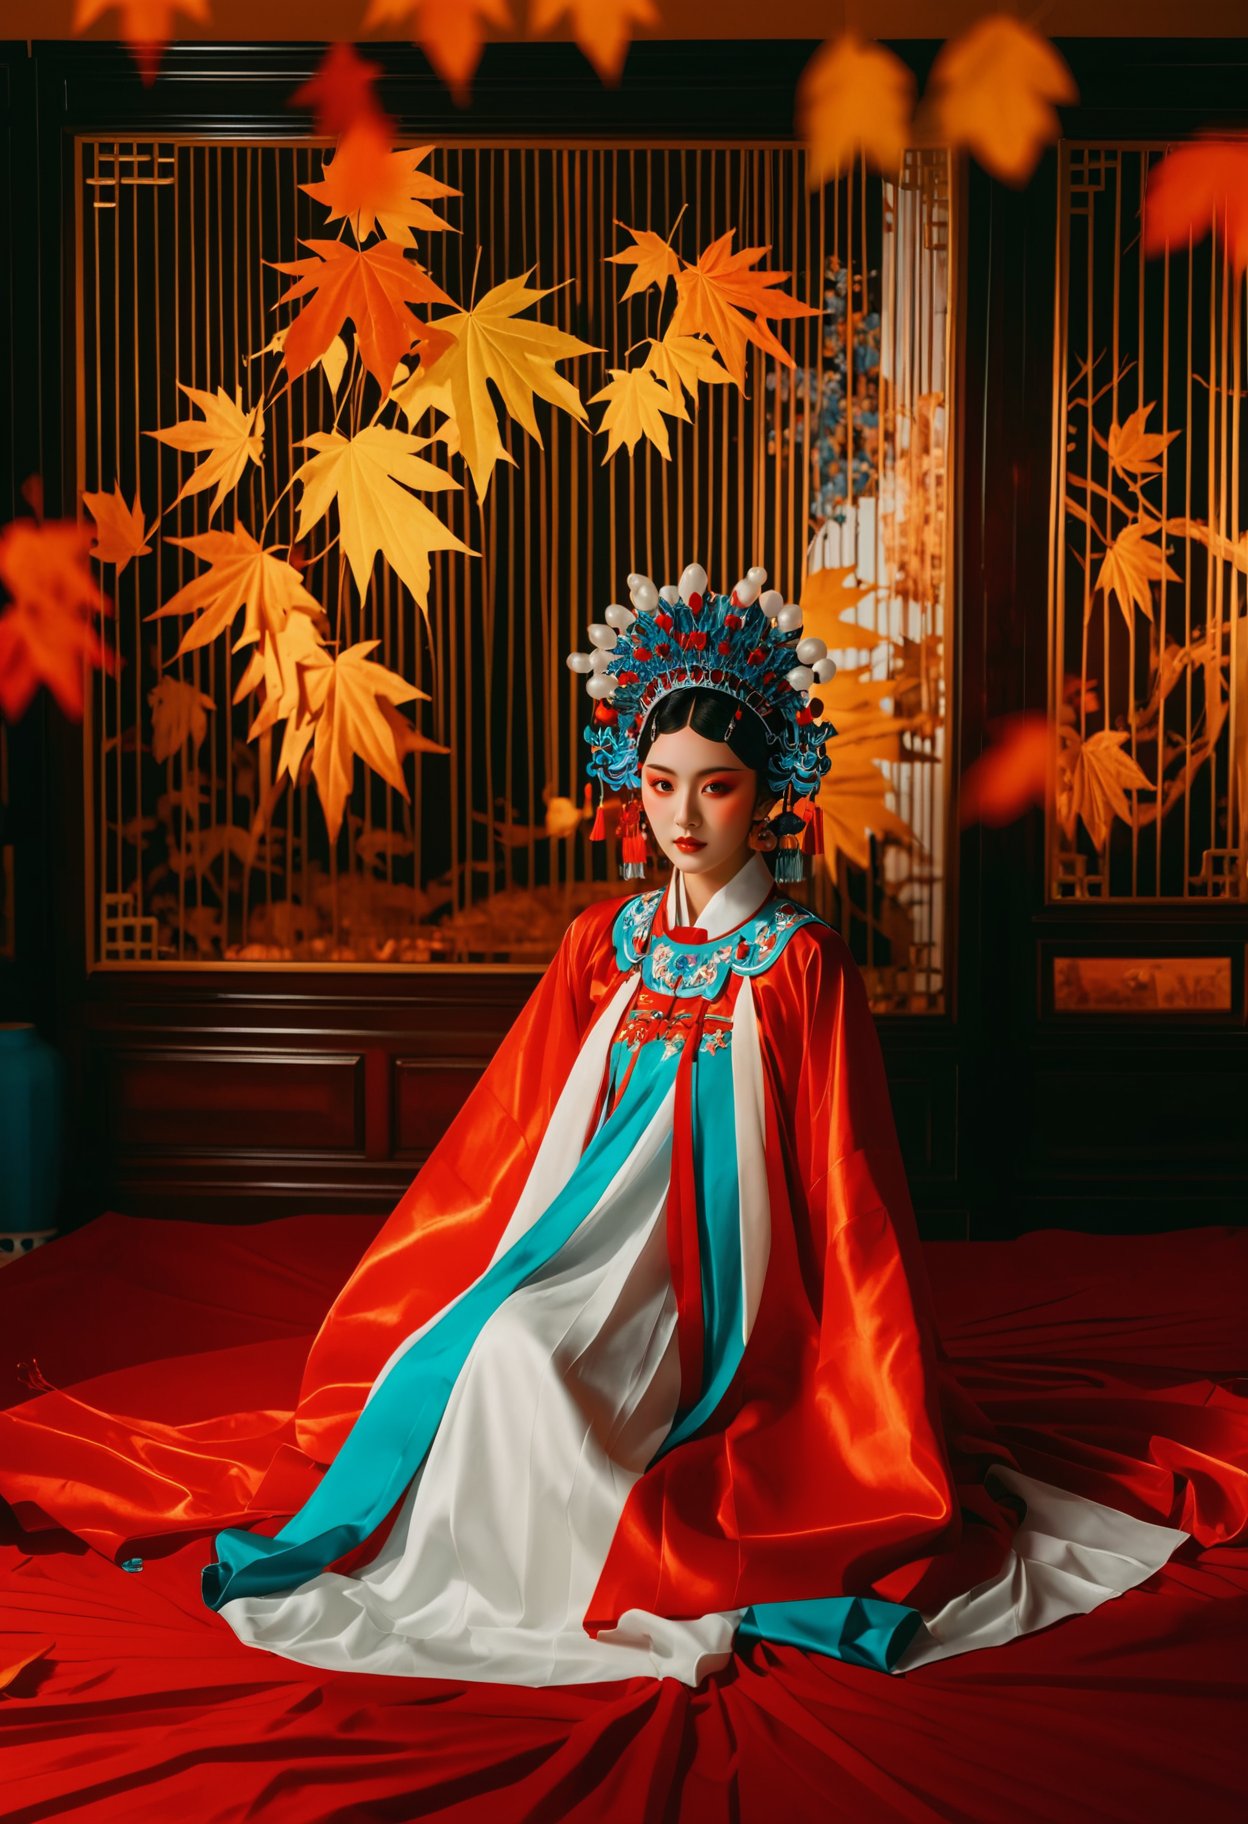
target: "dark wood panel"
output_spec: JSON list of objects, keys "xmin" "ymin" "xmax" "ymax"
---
[
  {"xmin": 393, "ymin": 1058, "xmax": 483, "ymax": 1158},
  {"xmin": 97, "ymin": 1047, "xmax": 365, "ymax": 1154}
]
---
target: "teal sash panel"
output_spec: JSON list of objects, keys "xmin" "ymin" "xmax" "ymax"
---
[
  {"xmin": 651, "ymin": 1038, "xmax": 744, "ymax": 1460},
  {"xmin": 203, "ymin": 1054, "xmax": 675, "ymax": 1611},
  {"xmin": 736, "ymin": 1596, "xmax": 923, "ymax": 1673}
]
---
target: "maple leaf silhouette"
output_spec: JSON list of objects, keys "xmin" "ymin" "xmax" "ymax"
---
[
  {"xmin": 529, "ymin": 0, "xmax": 657, "ymax": 84},
  {"xmin": 361, "ymin": 0, "xmax": 512, "ymax": 107},
  {"xmin": 589, "ymin": 366, "xmax": 684, "ymax": 462},
  {"xmin": 606, "ymin": 224, "xmax": 682, "ymax": 302},
  {"xmin": 288, "ymin": 41, "xmax": 390, "ymax": 139},
  {"xmin": 926, "ymin": 17, "xmax": 1076, "ymax": 186},
  {"xmin": 72, "ymin": 0, "xmax": 210, "ymax": 87},
  {"xmin": 149, "ymin": 524, "xmax": 322, "ymax": 704},
  {"xmin": 293, "ymin": 425, "xmax": 474, "ymax": 615},
  {"xmin": 278, "ymin": 639, "xmax": 425, "ymax": 843},
  {"xmin": 82, "ymin": 484, "xmax": 154, "ymax": 574},
  {"xmin": 797, "ymin": 34, "xmax": 915, "ymax": 183},
  {"xmin": 302, "ymin": 118, "xmax": 460, "ymax": 249},
  {"xmin": 147, "ymin": 383, "xmax": 264, "ymax": 519},
  {"xmin": 1144, "ymin": 135, "xmax": 1248, "ymax": 275},
  {"xmin": 0, "ymin": 518, "xmax": 113, "ymax": 721},
  {"xmin": 669, "ymin": 232, "xmax": 817, "ymax": 390},
  {"xmin": 419, "ymin": 272, "xmax": 600, "ymax": 498},
  {"xmin": 269, "ymin": 239, "xmax": 454, "ymax": 392}
]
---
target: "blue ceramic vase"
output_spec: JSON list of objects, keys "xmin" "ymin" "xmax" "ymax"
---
[{"xmin": 0, "ymin": 1022, "xmax": 62, "ymax": 1264}]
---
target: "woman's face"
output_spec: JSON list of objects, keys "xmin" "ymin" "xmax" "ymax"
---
[{"xmin": 640, "ymin": 720, "xmax": 769, "ymax": 892}]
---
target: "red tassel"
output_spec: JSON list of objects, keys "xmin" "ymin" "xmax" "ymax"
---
[
  {"xmin": 618, "ymin": 797, "xmax": 648, "ymax": 866},
  {"xmin": 586, "ymin": 783, "xmax": 608, "ymax": 842},
  {"xmin": 800, "ymin": 798, "xmax": 824, "ymax": 856}
]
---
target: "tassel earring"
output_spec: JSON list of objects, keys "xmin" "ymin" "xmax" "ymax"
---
[{"xmin": 771, "ymin": 790, "xmax": 807, "ymax": 882}]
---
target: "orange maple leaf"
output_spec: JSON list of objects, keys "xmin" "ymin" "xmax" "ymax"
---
[
  {"xmin": 361, "ymin": 0, "xmax": 512, "ymax": 107},
  {"xmin": 301, "ymin": 118, "xmax": 460, "ymax": 249},
  {"xmin": 288, "ymin": 42, "xmax": 391, "ymax": 139},
  {"xmin": 529, "ymin": 0, "xmax": 656, "ymax": 84},
  {"xmin": 149, "ymin": 524, "xmax": 322, "ymax": 691},
  {"xmin": 669, "ymin": 232, "xmax": 817, "ymax": 390},
  {"xmin": 1104, "ymin": 404, "xmax": 1179, "ymax": 478},
  {"xmin": 0, "ymin": 518, "xmax": 114, "ymax": 721},
  {"xmin": 927, "ymin": 16, "xmax": 1076, "ymax": 186},
  {"xmin": 1144, "ymin": 135, "xmax": 1248, "ymax": 276},
  {"xmin": 82, "ymin": 484, "xmax": 154, "ymax": 574},
  {"xmin": 606, "ymin": 223, "xmax": 683, "ymax": 302},
  {"xmin": 269, "ymin": 238, "xmax": 454, "ymax": 393},
  {"xmin": 146, "ymin": 383, "xmax": 264, "ymax": 519},
  {"xmin": 958, "ymin": 711, "xmax": 1052, "ymax": 828},
  {"xmin": 797, "ymin": 34, "xmax": 915, "ymax": 183},
  {"xmin": 71, "ymin": 0, "xmax": 210, "ymax": 86},
  {"xmin": 1092, "ymin": 521, "xmax": 1180, "ymax": 627}
]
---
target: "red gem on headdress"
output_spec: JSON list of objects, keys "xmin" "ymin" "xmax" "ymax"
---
[
  {"xmin": 795, "ymin": 706, "xmax": 813, "ymax": 725},
  {"xmin": 717, "ymin": 640, "xmax": 732, "ymax": 656},
  {"xmin": 632, "ymin": 646, "xmax": 651, "ymax": 661},
  {"xmin": 690, "ymin": 630, "xmax": 707, "ymax": 650},
  {"xmin": 654, "ymin": 642, "xmax": 671, "ymax": 657},
  {"xmin": 594, "ymin": 703, "xmax": 619, "ymax": 724},
  {"xmin": 762, "ymin": 670, "xmax": 775, "ymax": 685},
  {"xmin": 615, "ymin": 669, "xmax": 639, "ymax": 685},
  {"xmin": 655, "ymin": 611, "xmax": 673, "ymax": 631},
  {"xmin": 688, "ymin": 591, "xmax": 703, "ymax": 611},
  {"xmin": 724, "ymin": 612, "xmax": 742, "ymax": 631},
  {"xmin": 745, "ymin": 647, "xmax": 766, "ymax": 667}
]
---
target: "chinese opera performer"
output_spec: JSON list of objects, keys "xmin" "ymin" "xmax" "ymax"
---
[{"xmin": 1, "ymin": 564, "xmax": 1244, "ymax": 1799}]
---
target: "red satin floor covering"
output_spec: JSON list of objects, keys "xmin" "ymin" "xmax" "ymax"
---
[{"xmin": 1, "ymin": 1214, "xmax": 1245, "ymax": 1824}]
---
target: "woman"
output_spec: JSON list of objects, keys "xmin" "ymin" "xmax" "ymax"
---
[{"xmin": 190, "ymin": 561, "xmax": 1187, "ymax": 1686}]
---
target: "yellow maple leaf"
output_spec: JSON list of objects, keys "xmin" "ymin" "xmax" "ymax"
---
[
  {"xmin": 294, "ymin": 425, "xmax": 474, "ymax": 615},
  {"xmin": 529, "ymin": 0, "xmax": 657, "ymax": 84},
  {"xmin": 589, "ymin": 366, "xmax": 684, "ymax": 462},
  {"xmin": 361, "ymin": 0, "xmax": 512, "ymax": 106},
  {"xmin": 642, "ymin": 330, "xmax": 733, "ymax": 403},
  {"xmin": 798, "ymin": 565, "xmax": 883, "ymax": 651},
  {"xmin": 928, "ymin": 16, "xmax": 1076, "ymax": 186},
  {"xmin": 797, "ymin": 34, "xmax": 916, "ymax": 184},
  {"xmin": 148, "ymin": 674, "xmax": 215, "ymax": 762},
  {"xmin": 82, "ymin": 484, "xmax": 153, "ymax": 574},
  {"xmin": 1105, "ymin": 404, "xmax": 1179, "ymax": 477},
  {"xmin": 146, "ymin": 383, "xmax": 264, "ymax": 519},
  {"xmin": 279, "ymin": 639, "xmax": 424, "ymax": 843},
  {"xmin": 419, "ymin": 272, "xmax": 601, "ymax": 498},
  {"xmin": 1057, "ymin": 727, "xmax": 1153, "ymax": 850},
  {"xmin": 1092, "ymin": 521, "xmax": 1180, "ymax": 627},
  {"xmin": 150, "ymin": 525, "xmax": 322, "ymax": 684},
  {"xmin": 814, "ymin": 764, "xmax": 915, "ymax": 874},
  {"xmin": 669, "ymin": 232, "xmax": 817, "ymax": 390},
  {"xmin": 71, "ymin": 0, "xmax": 209, "ymax": 85},
  {"xmin": 301, "ymin": 118, "xmax": 460, "ymax": 248},
  {"xmin": 607, "ymin": 223, "xmax": 682, "ymax": 302}
]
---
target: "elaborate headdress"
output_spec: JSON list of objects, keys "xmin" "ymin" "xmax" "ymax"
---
[{"xmin": 568, "ymin": 561, "xmax": 837, "ymax": 883}]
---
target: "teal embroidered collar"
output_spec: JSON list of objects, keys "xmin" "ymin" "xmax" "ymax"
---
[{"xmin": 613, "ymin": 887, "xmax": 825, "ymax": 1000}]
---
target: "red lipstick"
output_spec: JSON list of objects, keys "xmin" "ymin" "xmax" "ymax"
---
[{"xmin": 673, "ymin": 838, "xmax": 706, "ymax": 852}]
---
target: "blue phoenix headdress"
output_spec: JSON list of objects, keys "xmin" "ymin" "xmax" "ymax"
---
[{"xmin": 568, "ymin": 561, "xmax": 838, "ymax": 882}]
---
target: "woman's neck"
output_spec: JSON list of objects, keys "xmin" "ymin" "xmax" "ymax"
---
[{"xmin": 676, "ymin": 845, "xmax": 755, "ymax": 923}]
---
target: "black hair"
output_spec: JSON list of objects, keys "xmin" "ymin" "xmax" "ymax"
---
[{"xmin": 637, "ymin": 688, "xmax": 773, "ymax": 803}]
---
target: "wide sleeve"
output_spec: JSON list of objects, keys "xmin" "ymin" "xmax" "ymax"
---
[
  {"xmin": 753, "ymin": 922, "xmax": 1018, "ymax": 1607},
  {"xmin": 294, "ymin": 896, "xmax": 626, "ymax": 1461}
]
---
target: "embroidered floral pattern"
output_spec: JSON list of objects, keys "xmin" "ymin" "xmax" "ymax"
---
[{"xmin": 612, "ymin": 888, "xmax": 826, "ymax": 1000}]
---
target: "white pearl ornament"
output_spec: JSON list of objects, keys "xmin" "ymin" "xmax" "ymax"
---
[
  {"xmin": 814, "ymin": 657, "xmax": 838, "ymax": 683},
  {"xmin": 566, "ymin": 651, "xmax": 593, "ymax": 673},
  {"xmin": 776, "ymin": 603, "xmax": 803, "ymax": 632},
  {"xmin": 787, "ymin": 665, "xmax": 815, "ymax": 690},
  {"xmin": 796, "ymin": 636, "xmax": 827, "ymax": 665}
]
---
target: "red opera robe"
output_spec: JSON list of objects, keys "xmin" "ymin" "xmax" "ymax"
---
[{"xmin": 0, "ymin": 853, "xmax": 1228, "ymax": 1683}]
